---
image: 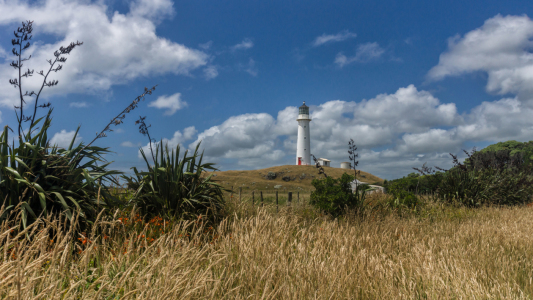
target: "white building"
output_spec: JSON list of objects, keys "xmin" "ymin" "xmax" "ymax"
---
[
  {"xmin": 318, "ymin": 158, "xmax": 330, "ymax": 167},
  {"xmin": 296, "ymin": 102, "xmax": 311, "ymax": 165}
]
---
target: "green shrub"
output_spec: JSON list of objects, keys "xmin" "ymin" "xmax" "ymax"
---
[
  {"xmin": 384, "ymin": 172, "xmax": 443, "ymax": 196},
  {"xmin": 125, "ymin": 142, "xmax": 226, "ymax": 224},
  {"xmin": 435, "ymin": 148, "xmax": 533, "ymax": 206},
  {"xmin": 310, "ymin": 173, "xmax": 366, "ymax": 217},
  {"xmin": 388, "ymin": 189, "xmax": 420, "ymax": 209},
  {"xmin": 438, "ymin": 167, "xmax": 533, "ymax": 206},
  {"xmin": 0, "ymin": 110, "xmax": 121, "ymax": 231}
]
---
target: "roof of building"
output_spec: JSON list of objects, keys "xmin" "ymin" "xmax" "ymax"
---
[
  {"xmin": 318, "ymin": 158, "xmax": 331, "ymax": 161},
  {"xmin": 299, "ymin": 101, "xmax": 308, "ymax": 109}
]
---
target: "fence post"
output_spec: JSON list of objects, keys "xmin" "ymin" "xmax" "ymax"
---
[
  {"xmin": 276, "ymin": 191, "xmax": 279, "ymax": 213},
  {"xmin": 297, "ymin": 192, "xmax": 299, "ymax": 204},
  {"xmin": 260, "ymin": 191, "xmax": 263, "ymax": 207},
  {"xmin": 252, "ymin": 191, "xmax": 255, "ymax": 206},
  {"xmin": 288, "ymin": 192, "xmax": 292, "ymax": 206},
  {"xmin": 239, "ymin": 187, "xmax": 242, "ymax": 202}
]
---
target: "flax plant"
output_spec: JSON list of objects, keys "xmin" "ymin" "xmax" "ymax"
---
[
  {"xmin": 125, "ymin": 142, "xmax": 226, "ymax": 224},
  {"xmin": 0, "ymin": 109, "xmax": 121, "ymax": 232}
]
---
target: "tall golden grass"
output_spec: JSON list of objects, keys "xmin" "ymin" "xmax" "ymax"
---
[{"xmin": 2, "ymin": 196, "xmax": 533, "ymax": 299}]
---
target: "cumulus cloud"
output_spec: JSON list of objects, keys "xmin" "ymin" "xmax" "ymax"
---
[
  {"xmin": 189, "ymin": 113, "xmax": 282, "ymax": 167},
  {"xmin": 148, "ymin": 93, "xmax": 187, "ymax": 116},
  {"xmin": 179, "ymin": 85, "xmax": 463, "ymax": 174},
  {"xmin": 139, "ymin": 126, "xmax": 197, "ymax": 160},
  {"xmin": 50, "ymin": 130, "xmax": 81, "ymax": 148},
  {"xmin": 0, "ymin": 0, "xmax": 209, "ymax": 107},
  {"xmin": 427, "ymin": 14, "xmax": 533, "ymax": 100},
  {"xmin": 335, "ymin": 42, "xmax": 385, "ymax": 67},
  {"xmin": 312, "ymin": 30, "xmax": 357, "ymax": 47},
  {"xmin": 231, "ymin": 38, "xmax": 254, "ymax": 51},
  {"xmin": 129, "ymin": 0, "xmax": 174, "ymax": 23},
  {"xmin": 174, "ymin": 83, "xmax": 533, "ymax": 178}
]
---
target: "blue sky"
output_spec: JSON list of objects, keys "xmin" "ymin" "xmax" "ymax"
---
[{"xmin": 0, "ymin": 0, "xmax": 533, "ymax": 179}]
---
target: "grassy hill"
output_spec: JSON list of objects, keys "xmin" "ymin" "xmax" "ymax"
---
[{"xmin": 208, "ymin": 164, "xmax": 383, "ymax": 193}]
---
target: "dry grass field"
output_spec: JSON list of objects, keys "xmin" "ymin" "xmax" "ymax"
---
[
  {"xmin": 209, "ymin": 164, "xmax": 384, "ymax": 193},
  {"xmin": 2, "ymin": 195, "xmax": 533, "ymax": 299}
]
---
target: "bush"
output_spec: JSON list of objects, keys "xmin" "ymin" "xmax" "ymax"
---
[
  {"xmin": 384, "ymin": 172, "xmax": 443, "ymax": 195},
  {"xmin": 388, "ymin": 189, "xmax": 420, "ymax": 209},
  {"xmin": 0, "ymin": 110, "xmax": 121, "ymax": 231},
  {"xmin": 310, "ymin": 173, "xmax": 366, "ymax": 217},
  {"xmin": 125, "ymin": 142, "xmax": 226, "ymax": 224},
  {"xmin": 433, "ymin": 148, "xmax": 533, "ymax": 206},
  {"xmin": 438, "ymin": 166, "xmax": 533, "ymax": 207}
]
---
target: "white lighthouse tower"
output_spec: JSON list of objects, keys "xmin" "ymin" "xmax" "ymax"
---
[{"xmin": 296, "ymin": 102, "xmax": 311, "ymax": 165}]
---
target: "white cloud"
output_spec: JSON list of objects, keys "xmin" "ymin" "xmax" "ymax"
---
[
  {"xmin": 121, "ymin": 141, "xmax": 137, "ymax": 147},
  {"xmin": 129, "ymin": 0, "xmax": 174, "ymax": 23},
  {"xmin": 50, "ymin": 129, "xmax": 81, "ymax": 148},
  {"xmin": 148, "ymin": 93, "xmax": 187, "ymax": 116},
  {"xmin": 139, "ymin": 126, "xmax": 197, "ymax": 160},
  {"xmin": 244, "ymin": 58, "xmax": 257, "ymax": 76},
  {"xmin": 312, "ymin": 30, "xmax": 357, "ymax": 47},
  {"xmin": 203, "ymin": 65, "xmax": 219, "ymax": 80},
  {"xmin": 335, "ymin": 42, "xmax": 385, "ymax": 67},
  {"xmin": 0, "ymin": 0, "xmax": 209, "ymax": 107},
  {"xmin": 69, "ymin": 102, "xmax": 88, "ymax": 108},
  {"xmin": 199, "ymin": 41, "xmax": 213, "ymax": 50},
  {"xmin": 231, "ymin": 38, "xmax": 254, "ymax": 51},
  {"xmin": 0, "ymin": 47, "xmax": 7, "ymax": 59},
  {"xmin": 427, "ymin": 14, "xmax": 533, "ymax": 100},
  {"xmin": 189, "ymin": 113, "xmax": 282, "ymax": 167},
  {"xmin": 183, "ymin": 85, "xmax": 460, "ymax": 173},
  {"xmin": 177, "ymin": 83, "xmax": 533, "ymax": 178}
]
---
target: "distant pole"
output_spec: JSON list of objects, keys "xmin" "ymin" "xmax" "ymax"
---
[
  {"xmin": 252, "ymin": 191, "xmax": 255, "ymax": 206},
  {"xmin": 239, "ymin": 187, "xmax": 242, "ymax": 202},
  {"xmin": 297, "ymin": 192, "xmax": 299, "ymax": 204},
  {"xmin": 260, "ymin": 191, "xmax": 264, "ymax": 207},
  {"xmin": 288, "ymin": 192, "xmax": 292, "ymax": 206},
  {"xmin": 276, "ymin": 191, "xmax": 279, "ymax": 213}
]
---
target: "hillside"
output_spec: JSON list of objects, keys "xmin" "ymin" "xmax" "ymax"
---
[{"xmin": 208, "ymin": 165, "xmax": 383, "ymax": 193}]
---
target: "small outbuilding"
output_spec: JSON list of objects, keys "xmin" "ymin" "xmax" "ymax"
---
[
  {"xmin": 317, "ymin": 158, "xmax": 331, "ymax": 167},
  {"xmin": 340, "ymin": 162, "xmax": 351, "ymax": 169}
]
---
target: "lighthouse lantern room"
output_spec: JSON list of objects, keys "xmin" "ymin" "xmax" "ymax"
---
[{"xmin": 296, "ymin": 102, "xmax": 311, "ymax": 165}]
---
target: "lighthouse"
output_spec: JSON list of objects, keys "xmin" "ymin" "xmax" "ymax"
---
[{"xmin": 296, "ymin": 102, "xmax": 311, "ymax": 165}]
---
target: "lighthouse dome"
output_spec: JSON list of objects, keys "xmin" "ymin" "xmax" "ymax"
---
[{"xmin": 299, "ymin": 101, "xmax": 309, "ymax": 115}]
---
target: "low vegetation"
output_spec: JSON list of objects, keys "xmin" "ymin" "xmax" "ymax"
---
[
  {"xmin": 385, "ymin": 143, "xmax": 533, "ymax": 207},
  {"xmin": 3, "ymin": 196, "xmax": 533, "ymax": 299},
  {"xmin": 207, "ymin": 164, "xmax": 383, "ymax": 193}
]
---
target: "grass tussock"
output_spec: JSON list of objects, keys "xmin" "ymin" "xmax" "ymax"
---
[{"xmin": 2, "ymin": 197, "xmax": 533, "ymax": 299}]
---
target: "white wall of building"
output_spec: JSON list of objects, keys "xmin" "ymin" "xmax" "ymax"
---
[{"xmin": 296, "ymin": 115, "xmax": 311, "ymax": 165}]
